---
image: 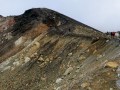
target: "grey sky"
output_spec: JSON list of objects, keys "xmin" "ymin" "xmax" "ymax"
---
[{"xmin": 0, "ymin": 0, "xmax": 120, "ymax": 32}]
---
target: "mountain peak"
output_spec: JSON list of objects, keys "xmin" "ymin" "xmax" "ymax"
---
[{"xmin": 1, "ymin": 8, "xmax": 117, "ymax": 90}]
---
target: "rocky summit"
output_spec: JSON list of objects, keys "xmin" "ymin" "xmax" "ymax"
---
[{"xmin": 0, "ymin": 8, "xmax": 120, "ymax": 90}]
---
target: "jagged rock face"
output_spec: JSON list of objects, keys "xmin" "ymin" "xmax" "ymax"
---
[{"xmin": 0, "ymin": 8, "xmax": 120, "ymax": 90}]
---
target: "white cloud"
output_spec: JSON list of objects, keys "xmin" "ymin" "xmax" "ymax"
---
[{"xmin": 0, "ymin": 0, "xmax": 120, "ymax": 32}]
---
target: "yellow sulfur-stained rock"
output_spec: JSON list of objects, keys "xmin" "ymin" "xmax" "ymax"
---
[{"xmin": 105, "ymin": 61, "xmax": 119, "ymax": 68}]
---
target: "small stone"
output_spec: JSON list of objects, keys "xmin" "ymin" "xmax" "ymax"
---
[
  {"xmin": 107, "ymin": 72, "xmax": 111, "ymax": 75},
  {"xmin": 97, "ymin": 54, "xmax": 102, "ymax": 59},
  {"xmin": 57, "ymin": 21, "xmax": 61, "ymax": 26},
  {"xmin": 34, "ymin": 42, "xmax": 40, "ymax": 48},
  {"xmin": 86, "ymin": 49, "xmax": 90, "ymax": 52},
  {"xmin": 41, "ymin": 77, "xmax": 46, "ymax": 81},
  {"xmin": 24, "ymin": 57, "xmax": 31, "ymax": 63},
  {"xmin": 81, "ymin": 82, "xmax": 90, "ymax": 88},
  {"xmin": 112, "ymin": 69, "xmax": 116, "ymax": 72},
  {"xmin": 106, "ymin": 40, "xmax": 109, "ymax": 42},
  {"xmin": 15, "ymin": 36, "xmax": 25, "ymax": 46},
  {"xmin": 58, "ymin": 57, "xmax": 62, "ymax": 59},
  {"xmin": 38, "ymin": 57, "xmax": 44, "ymax": 61},
  {"xmin": 26, "ymin": 83, "xmax": 29, "ymax": 86},
  {"xmin": 76, "ymin": 67, "xmax": 80, "ymax": 73},
  {"xmin": 55, "ymin": 86, "xmax": 62, "ymax": 90},
  {"xmin": 30, "ymin": 54, "xmax": 34, "ymax": 58},
  {"xmin": 110, "ymin": 88, "xmax": 113, "ymax": 90},
  {"xmin": 117, "ymin": 66, "xmax": 120, "ymax": 78},
  {"xmin": 56, "ymin": 78, "xmax": 63, "ymax": 84},
  {"xmin": 76, "ymin": 66, "xmax": 80, "ymax": 69},
  {"xmin": 105, "ymin": 61, "xmax": 119, "ymax": 68},
  {"xmin": 116, "ymin": 80, "xmax": 120, "ymax": 89},
  {"xmin": 118, "ymin": 74, "xmax": 120, "ymax": 78},
  {"xmin": 93, "ymin": 49, "xmax": 97, "ymax": 54},
  {"xmin": 68, "ymin": 53, "xmax": 72, "ymax": 56},
  {"xmin": 5, "ymin": 33, "xmax": 13, "ymax": 40},
  {"xmin": 75, "ymin": 69, "xmax": 79, "ymax": 73},
  {"xmin": 11, "ymin": 67, "xmax": 15, "ymax": 71},
  {"xmin": 46, "ymin": 58, "xmax": 50, "ymax": 62},
  {"xmin": 63, "ymin": 67, "xmax": 73, "ymax": 76},
  {"xmin": 117, "ymin": 66, "xmax": 120, "ymax": 74},
  {"xmin": 79, "ymin": 56, "xmax": 86, "ymax": 60},
  {"xmin": 49, "ymin": 56, "xmax": 53, "ymax": 60},
  {"xmin": 34, "ymin": 53, "xmax": 38, "ymax": 56},
  {"xmin": 13, "ymin": 61, "xmax": 20, "ymax": 66},
  {"xmin": 87, "ymin": 87, "xmax": 92, "ymax": 90}
]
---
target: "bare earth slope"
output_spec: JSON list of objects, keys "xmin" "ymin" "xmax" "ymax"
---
[{"xmin": 0, "ymin": 8, "xmax": 120, "ymax": 90}]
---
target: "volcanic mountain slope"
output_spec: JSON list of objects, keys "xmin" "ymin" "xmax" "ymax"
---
[{"xmin": 0, "ymin": 8, "xmax": 120, "ymax": 90}]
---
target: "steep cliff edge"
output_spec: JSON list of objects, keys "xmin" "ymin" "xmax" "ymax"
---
[{"xmin": 0, "ymin": 8, "xmax": 120, "ymax": 90}]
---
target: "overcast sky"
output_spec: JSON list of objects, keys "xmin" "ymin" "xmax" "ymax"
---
[{"xmin": 0, "ymin": 0, "xmax": 120, "ymax": 32}]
